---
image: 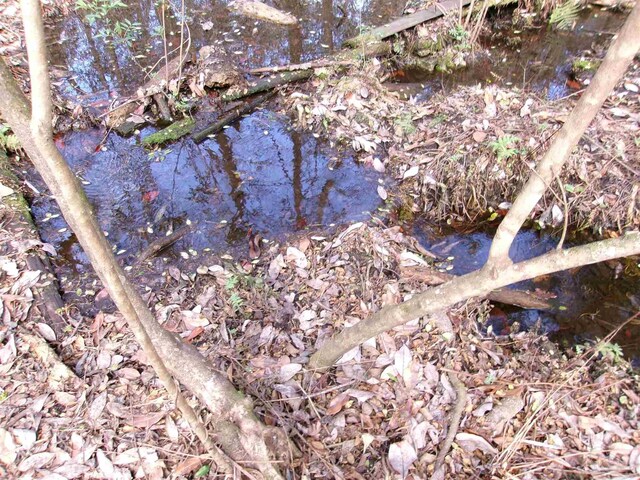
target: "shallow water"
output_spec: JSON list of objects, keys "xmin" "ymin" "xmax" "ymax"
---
[
  {"xmin": 414, "ymin": 224, "xmax": 640, "ymax": 360},
  {"xmin": 390, "ymin": 9, "xmax": 626, "ymax": 101},
  {"xmin": 47, "ymin": 0, "xmax": 407, "ymax": 104},
  {"xmin": 31, "ymin": 111, "xmax": 384, "ymax": 268}
]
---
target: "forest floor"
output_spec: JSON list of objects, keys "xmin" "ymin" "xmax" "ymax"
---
[
  {"xmin": 2, "ymin": 217, "xmax": 639, "ymax": 479},
  {"xmin": 2, "ymin": 0, "xmax": 640, "ymax": 479}
]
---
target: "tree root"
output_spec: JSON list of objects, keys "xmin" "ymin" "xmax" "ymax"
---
[{"xmin": 433, "ymin": 365, "xmax": 467, "ymax": 478}]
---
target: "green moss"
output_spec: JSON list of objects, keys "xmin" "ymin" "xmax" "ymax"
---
[
  {"xmin": 141, "ymin": 117, "xmax": 195, "ymax": 147},
  {"xmin": 0, "ymin": 149, "xmax": 35, "ymax": 227}
]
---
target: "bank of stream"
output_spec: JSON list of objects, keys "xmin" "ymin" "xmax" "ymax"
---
[{"xmin": 22, "ymin": 2, "xmax": 640, "ymax": 359}]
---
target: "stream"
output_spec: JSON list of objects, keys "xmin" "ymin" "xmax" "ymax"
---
[{"xmin": 29, "ymin": 2, "xmax": 639, "ymax": 361}]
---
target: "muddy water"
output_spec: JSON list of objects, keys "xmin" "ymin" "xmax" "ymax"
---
[
  {"xmin": 415, "ymin": 225, "xmax": 640, "ymax": 361},
  {"xmin": 392, "ymin": 9, "xmax": 626, "ymax": 101}
]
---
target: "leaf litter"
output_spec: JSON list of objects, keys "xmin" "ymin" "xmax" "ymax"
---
[{"xmin": 1, "ymin": 4, "xmax": 640, "ymax": 480}]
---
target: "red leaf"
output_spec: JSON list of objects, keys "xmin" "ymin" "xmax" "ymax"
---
[{"xmin": 142, "ymin": 190, "xmax": 159, "ymax": 203}]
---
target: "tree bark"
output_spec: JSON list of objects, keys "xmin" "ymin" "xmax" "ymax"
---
[{"xmin": 1, "ymin": 1, "xmax": 287, "ymax": 477}]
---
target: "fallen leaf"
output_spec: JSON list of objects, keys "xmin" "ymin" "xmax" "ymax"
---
[
  {"xmin": 388, "ymin": 440, "xmax": 417, "ymax": 478},
  {"xmin": 0, "ymin": 183, "xmax": 15, "ymax": 198},
  {"xmin": 279, "ymin": 363, "xmax": 302, "ymax": 382},
  {"xmin": 455, "ymin": 432, "xmax": 498, "ymax": 454},
  {"xmin": 372, "ymin": 157, "xmax": 385, "ymax": 172},
  {"xmin": 403, "ymin": 165, "xmax": 420, "ymax": 179},
  {"xmin": 473, "ymin": 131, "xmax": 487, "ymax": 142},
  {"xmin": 377, "ymin": 185, "xmax": 388, "ymax": 200},
  {"xmin": 0, "ymin": 428, "xmax": 17, "ymax": 465}
]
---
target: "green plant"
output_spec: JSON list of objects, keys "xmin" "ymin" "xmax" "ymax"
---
[
  {"xmin": 75, "ymin": 0, "xmax": 141, "ymax": 47},
  {"xmin": 394, "ymin": 113, "xmax": 416, "ymax": 135},
  {"xmin": 229, "ymin": 293, "xmax": 243, "ymax": 312},
  {"xmin": 0, "ymin": 124, "xmax": 20, "ymax": 152},
  {"xmin": 448, "ymin": 24, "xmax": 470, "ymax": 50},
  {"xmin": 572, "ymin": 58, "xmax": 598, "ymax": 71},
  {"xmin": 225, "ymin": 274, "xmax": 240, "ymax": 291},
  {"xmin": 490, "ymin": 135, "xmax": 521, "ymax": 162},
  {"xmin": 429, "ymin": 113, "xmax": 447, "ymax": 127},
  {"xmin": 596, "ymin": 341, "xmax": 624, "ymax": 363},
  {"xmin": 549, "ymin": 0, "xmax": 581, "ymax": 30}
]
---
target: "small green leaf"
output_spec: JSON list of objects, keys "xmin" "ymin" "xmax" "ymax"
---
[
  {"xmin": 488, "ymin": 212, "xmax": 499, "ymax": 221},
  {"xmin": 195, "ymin": 465, "xmax": 210, "ymax": 477}
]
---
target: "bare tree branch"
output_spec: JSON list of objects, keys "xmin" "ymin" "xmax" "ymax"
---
[{"xmin": 486, "ymin": 3, "xmax": 640, "ymax": 269}]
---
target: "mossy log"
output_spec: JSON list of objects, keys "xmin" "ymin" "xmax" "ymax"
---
[
  {"xmin": 141, "ymin": 117, "xmax": 196, "ymax": 147},
  {"xmin": 0, "ymin": 148, "xmax": 66, "ymax": 337},
  {"xmin": 221, "ymin": 70, "xmax": 313, "ymax": 102},
  {"xmin": 193, "ymin": 91, "xmax": 275, "ymax": 142}
]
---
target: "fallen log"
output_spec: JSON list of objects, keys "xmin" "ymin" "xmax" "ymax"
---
[
  {"xmin": 343, "ymin": 0, "xmax": 472, "ymax": 48},
  {"xmin": 0, "ymin": 148, "xmax": 67, "ymax": 337},
  {"xmin": 141, "ymin": 117, "xmax": 196, "ymax": 147},
  {"xmin": 400, "ymin": 265, "xmax": 554, "ymax": 310},
  {"xmin": 192, "ymin": 91, "xmax": 275, "ymax": 142},
  {"xmin": 221, "ymin": 69, "xmax": 313, "ymax": 102},
  {"xmin": 246, "ymin": 59, "xmax": 354, "ymax": 74},
  {"xmin": 231, "ymin": 0, "xmax": 298, "ymax": 25}
]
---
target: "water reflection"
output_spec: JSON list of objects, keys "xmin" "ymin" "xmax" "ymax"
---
[
  {"xmin": 32, "ymin": 111, "xmax": 383, "ymax": 264},
  {"xmin": 398, "ymin": 10, "xmax": 626, "ymax": 101},
  {"xmin": 49, "ymin": 0, "xmax": 408, "ymax": 102}
]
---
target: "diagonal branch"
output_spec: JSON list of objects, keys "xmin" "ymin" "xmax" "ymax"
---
[
  {"xmin": 485, "ymin": 2, "xmax": 640, "ymax": 269},
  {"xmin": 309, "ymin": 232, "xmax": 640, "ymax": 369}
]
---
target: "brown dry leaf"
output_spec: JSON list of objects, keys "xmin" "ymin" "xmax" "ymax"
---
[
  {"xmin": 174, "ymin": 456, "xmax": 204, "ymax": 476},
  {"xmin": 388, "ymin": 440, "xmax": 417, "ymax": 478},
  {"xmin": 473, "ymin": 131, "xmax": 487, "ymax": 143},
  {"xmin": 17, "ymin": 451, "xmax": 55, "ymax": 472},
  {"xmin": 0, "ymin": 428, "xmax": 17, "ymax": 465},
  {"xmin": 131, "ymin": 411, "xmax": 166, "ymax": 429},
  {"xmin": 279, "ymin": 363, "xmax": 302, "ymax": 382},
  {"xmin": 87, "ymin": 391, "xmax": 108, "ymax": 423},
  {"xmin": 455, "ymin": 432, "xmax": 498, "ymax": 454},
  {"xmin": 326, "ymin": 393, "xmax": 350, "ymax": 415}
]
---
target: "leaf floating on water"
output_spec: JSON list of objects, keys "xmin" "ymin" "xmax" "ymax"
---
[
  {"xmin": 388, "ymin": 440, "xmax": 417, "ymax": 478},
  {"xmin": 377, "ymin": 185, "xmax": 388, "ymax": 200}
]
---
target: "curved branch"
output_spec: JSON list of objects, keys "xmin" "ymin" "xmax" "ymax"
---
[{"xmin": 309, "ymin": 232, "xmax": 640, "ymax": 369}]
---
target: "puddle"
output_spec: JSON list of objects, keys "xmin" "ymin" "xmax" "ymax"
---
[
  {"xmin": 390, "ymin": 9, "xmax": 626, "ymax": 101},
  {"xmin": 31, "ymin": 111, "xmax": 385, "ymax": 268},
  {"xmin": 47, "ymin": 0, "xmax": 407, "ymax": 104},
  {"xmin": 414, "ymin": 224, "xmax": 640, "ymax": 361}
]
